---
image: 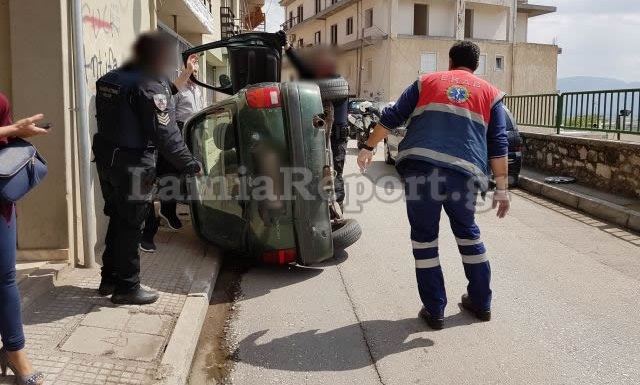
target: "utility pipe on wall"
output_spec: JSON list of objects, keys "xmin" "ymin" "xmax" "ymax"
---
[{"xmin": 71, "ymin": 0, "xmax": 97, "ymax": 268}]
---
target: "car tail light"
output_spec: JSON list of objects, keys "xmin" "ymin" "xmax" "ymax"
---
[
  {"xmin": 246, "ymin": 86, "xmax": 281, "ymax": 109},
  {"xmin": 261, "ymin": 248, "xmax": 297, "ymax": 265}
]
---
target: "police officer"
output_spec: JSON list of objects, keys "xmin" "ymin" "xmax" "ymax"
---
[
  {"xmin": 357, "ymin": 41, "xmax": 510, "ymax": 329},
  {"xmin": 93, "ymin": 32, "xmax": 201, "ymax": 305}
]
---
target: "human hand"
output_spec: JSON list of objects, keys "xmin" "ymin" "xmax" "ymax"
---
[
  {"xmin": 357, "ymin": 149, "xmax": 373, "ymax": 173},
  {"xmin": 492, "ymin": 189, "xmax": 510, "ymax": 218},
  {"xmin": 12, "ymin": 114, "xmax": 48, "ymax": 138}
]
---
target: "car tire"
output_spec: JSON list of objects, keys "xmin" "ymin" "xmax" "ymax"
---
[
  {"xmin": 332, "ymin": 218, "xmax": 362, "ymax": 251},
  {"xmin": 384, "ymin": 140, "xmax": 395, "ymax": 165},
  {"xmin": 315, "ymin": 77, "xmax": 349, "ymax": 101}
]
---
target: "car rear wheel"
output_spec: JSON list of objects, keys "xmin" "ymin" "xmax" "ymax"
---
[
  {"xmin": 332, "ymin": 218, "xmax": 362, "ymax": 251},
  {"xmin": 315, "ymin": 77, "xmax": 349, "ymax": 101},
  {"xmin": 384, "ymin": 140, "xmax": 395, "ymax": 165}
]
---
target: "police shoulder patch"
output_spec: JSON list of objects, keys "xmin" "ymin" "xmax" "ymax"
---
[
  {"xmin": 153, "ymin": 93, "xmax": 168, "ymax": 111},
  {"xmin": 157, "ymin": 112, "xmax": 170, "ymax": 126}
]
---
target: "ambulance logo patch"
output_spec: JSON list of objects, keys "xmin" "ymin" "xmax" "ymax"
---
[
  {"xmin": 447, "ymin": 85, "xmax": 471, "ymax": 104},
  {"xmin": 153, "ymin": 94, "xmax": 168, "ymax": 111},
  {"xmin": 157, "ymin": 112, "xmax": 170, "ymax": 126}
]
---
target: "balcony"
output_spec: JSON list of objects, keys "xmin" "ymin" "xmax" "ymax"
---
[{"xmin": 157, "ymin": 0, "xmax": 216, "ymax": 34}]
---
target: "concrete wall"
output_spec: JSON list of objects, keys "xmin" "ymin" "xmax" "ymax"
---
[
  {"xmin": 522, "ymin": 132, "xmax": 640, "ymax": 199},
  {"xmin": 387, "ymin": 37, "xmax": 513, "ymax": 100},
  {"xmin": 325, "ymin": 3, "xmax": 359, "ymax": 46},
  {"xmin": 9, "ymin": 0, "xmax": 72, "ymax": 259},
  {"xmin": 0, "ymin": 0, "xmax": 11, "ymax": 97},
  {"xmin": 515, "ymin": 12, "xmax": 527, "ymax": 42},
  {"xmin": 512, "ymin": 42, "xmax": 558, "ymax": 94},
  {"xmin": 80, "ymin": 0, "xmax": 154, "ymax": 260},
  {"xmin": 466, "ymin": 2, "xmax": 508, "ymax": 41},
  {"xmin": 397, "ymin": 0, "xmax": 456, "ymax": 37}
]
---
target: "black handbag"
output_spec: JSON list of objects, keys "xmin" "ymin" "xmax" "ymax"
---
[{"xmin": 0, "ymin": 138, "xmax": 48, "ymax": 202}]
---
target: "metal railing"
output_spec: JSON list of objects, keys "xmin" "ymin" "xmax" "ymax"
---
[
  {"xmin": 280, "ymin": 15, "xmax": 301, "ymax": 31},
  {"xmin": 504, "ymin": 88, "xmax": 640, "ymax": 137}
]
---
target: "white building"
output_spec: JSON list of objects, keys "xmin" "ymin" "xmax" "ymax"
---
[{"xmin": 280, "ymin": 0, "xmax": 558, "ymax": 101}]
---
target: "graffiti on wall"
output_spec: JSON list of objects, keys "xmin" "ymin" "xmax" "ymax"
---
[{"xmin": 82, "ymin": 0, "xmax": 136, "ymax": 91}]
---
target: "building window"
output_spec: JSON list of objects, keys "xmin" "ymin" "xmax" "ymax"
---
[
  {"xmin": 330, "ymin": 24, "xmax": 338, "ymax": 45},
  {"xmin": 464, "ymin": 9, "xmax": 474, "ymax": 38},
  {"xmin": 495, "ymin": 55, "xmax": 504, "ymax": 71},
  {"xmin": 314, "ymin": 31, "xmax": 321, "ymax": 44},
  {"xmin": 297, "ymin": 5, "xmax": 303, "ymax": 23},
  {"xmin": 420, "ymin": 52, "xmax": 437, "ymax": 74},
  {"xmin": 413, "ymin": 4, "xmax": 429, "ymax": 36},
  {"xmin": 289, "ymin": 11, "xmax": 294, "ymax": 28},
  {"xmin": 366, "ymin": 59, "xmax": 373, "ymax": 83},
  {"xmin": 315, "ymin": 0, "xmax": 321, "ymax": 14},
  {"xmin": 365, "ymin": 8, "xmax": 373, "ymax": 28},
  {"xmin": 346, "ymin": 17, "xmax": 354, "ymax": 35},
  {"xmin": 475, "ymin": 54, "xmax": 487, "ymax": 75},
  {"xmin": 331, "ymin": 0, "xmax": 338, "ymax": 4},
  {"xmin": 298, "ymin": 38, "xmax": 304, "ymax": 47}
]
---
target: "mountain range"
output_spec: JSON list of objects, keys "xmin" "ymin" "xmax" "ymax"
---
[{"xmin": 557, "ymin": 76, "xmax": 640, "ymax": 92}]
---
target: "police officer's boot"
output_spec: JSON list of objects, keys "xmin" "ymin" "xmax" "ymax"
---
[
  {"xmin": 418, "ymin": 307, "xmax": 444, "ymax": 330},
  {"xmin": 111, "ymin": 287, "xmax": 159, "ymax": 305},
  {"xmin": 461, "ymin": 294, "xmax": 491, "ymax": 321}
]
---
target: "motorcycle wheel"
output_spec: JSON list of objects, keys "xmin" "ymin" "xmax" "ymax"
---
[{"xmin": 332, "ymin": 219, "xmax": 362, "ymax": 251}]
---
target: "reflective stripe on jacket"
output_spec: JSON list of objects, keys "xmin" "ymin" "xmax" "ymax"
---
[{"xmin": 381, "ymin": 70, "xmax": 506, "ymax": 178}]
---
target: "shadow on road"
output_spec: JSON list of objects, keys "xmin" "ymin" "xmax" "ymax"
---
[{"xmin": 233, "ymin": 318, "xmax": 433, "ymax": 371}]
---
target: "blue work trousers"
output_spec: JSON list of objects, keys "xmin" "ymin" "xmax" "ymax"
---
[{"xmin": 401, "ymin": 160, "xmax": 492, "ymax": 317}]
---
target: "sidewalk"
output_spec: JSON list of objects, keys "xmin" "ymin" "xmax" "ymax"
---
[
  {"xmin": 7, "ymin": 212, "xmax": 221, "ymax": 385},
  {"xmin": 519, "ymin": 167, "xmax": 640, "ymax": 232}
]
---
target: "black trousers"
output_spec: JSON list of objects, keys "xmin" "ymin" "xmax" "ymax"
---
[{"xmin": 96, "ymin": 159, "xmax": 154, "ymax": 292}]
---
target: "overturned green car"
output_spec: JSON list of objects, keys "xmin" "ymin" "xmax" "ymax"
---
[{"xmin": 182, "ymin": 33, "xmax": 361, "ymax": 266}]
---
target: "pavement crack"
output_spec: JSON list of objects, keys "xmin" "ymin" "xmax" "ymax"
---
[{"xmin": 334, "ymin": 263, "xmax": 387, "ymax": 385}]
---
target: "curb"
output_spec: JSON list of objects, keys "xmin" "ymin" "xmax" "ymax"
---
[
  {"xmin": 518, "ymin": 176, "xmax": 640, "ymax": 233},
  {"xmin": 155, "ymin": 245, "xmax": 222, "ymax": 385}
]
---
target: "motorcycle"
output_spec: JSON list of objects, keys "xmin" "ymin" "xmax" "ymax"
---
[{"xmin": 348, "ymin": 100, "xmax": 380, "ymax": 147}]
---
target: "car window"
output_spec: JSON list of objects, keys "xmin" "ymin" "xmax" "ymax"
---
[{"xmin": 192, "ymin": 108, "xmax": 240, "ymax": 203}]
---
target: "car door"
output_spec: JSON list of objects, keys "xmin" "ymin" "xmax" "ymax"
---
[{"xmin": 186, "ymin": 104, "xmax": 247, "ymax": 252}]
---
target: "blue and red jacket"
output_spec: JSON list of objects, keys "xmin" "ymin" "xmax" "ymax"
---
[{"xmin": 380, "ymin": 70, "xmax": 508, "ymax": 178}]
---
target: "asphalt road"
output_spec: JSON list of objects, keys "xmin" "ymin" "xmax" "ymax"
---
[{"xmin": 224, "ymin": 141, "xmax": 640, "ymax": 385}]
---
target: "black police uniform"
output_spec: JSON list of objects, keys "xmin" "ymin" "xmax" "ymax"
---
[{"xmin": 93, "ymin": 63, "xmax": 199, "ymax": 294}]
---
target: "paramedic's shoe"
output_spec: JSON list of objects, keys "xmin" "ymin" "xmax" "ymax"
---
[
  {"xmin": 159, "ymin": 209, "xmax": 183, "ymax": 230},
  {"xmin": 139, "ymin": 239, "xmax": 157, "ymax": 253},
  {"xmin": 461, "ymin": 294, "xmax": 491, "ymax": 321},
  {"xmin": 418, "ymin": 307, "xmax": 444, "ymax": 330},
  {"xmin": 111, "ymin": 287, "xmax": 159, "ymax": 305}
]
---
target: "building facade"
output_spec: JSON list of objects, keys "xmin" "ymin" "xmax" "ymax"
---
[
  {"xmin": 280, "ymin": 0, "xmax": 558, "ymax": 101},
  {"xmin": 0, "ymin": 0, "xmax": 261, "ymax": 266}
]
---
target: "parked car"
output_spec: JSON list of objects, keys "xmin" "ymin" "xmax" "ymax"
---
[
  {"xmin": 383, "ymin": 104, "xmax": 522, "ymax": 187},
  {"xmin": 182, "ymin": 32, "xmax": 361, "ymax": 266}
]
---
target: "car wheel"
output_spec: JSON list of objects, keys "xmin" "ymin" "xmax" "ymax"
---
[
  {"xmin": 332, "ymin": 218, "xmax": 362, "ymax": 251},
  {"xmin": 384, "ymin": 140, "xmax": 395, "ymax": 165},
  {"xmin": 315, "ymin": 77, "xmax": 349, "ymax": 101}
]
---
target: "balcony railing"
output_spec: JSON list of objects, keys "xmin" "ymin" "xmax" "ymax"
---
[
  {"xmin": 505, "ymin": 89, "xmax": 640, "ymax": 137},
  {"xmin": 280, "ymin": 15, "xmax": 301, "ymax": 31}
]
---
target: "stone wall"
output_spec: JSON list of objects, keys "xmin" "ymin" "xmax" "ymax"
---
[{"xmin": 521, "ymin": 132, "xmax": 640, "ymax": 199}]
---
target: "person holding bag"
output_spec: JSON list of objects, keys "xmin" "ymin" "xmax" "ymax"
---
[{"xmin": 0, "ymin": 91, "xmax": 48, "ymax": 385}]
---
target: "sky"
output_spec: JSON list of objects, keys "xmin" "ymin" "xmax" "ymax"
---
[{"xmin": 262, "ymin": 0, "xmax": 640, "ymax": 83}]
